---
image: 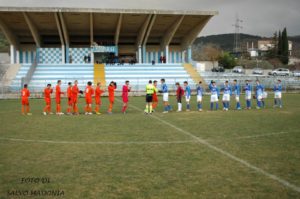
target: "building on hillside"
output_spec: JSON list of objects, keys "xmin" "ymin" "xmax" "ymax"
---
[{"xmin": 258, "ymin": 40, "xmax": 292, "ymax": 56}]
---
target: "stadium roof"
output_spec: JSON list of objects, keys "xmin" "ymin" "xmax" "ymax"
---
[{"xmin": 0, "ymin": 7, "xmax": 218, "ymax": 49}]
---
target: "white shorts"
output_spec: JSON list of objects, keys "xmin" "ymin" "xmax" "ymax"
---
[
  {"xmin": 262, "ymin": 92, "xmax": 268, "ymax": 99},
  {"xmin": 222, "ymin": 94, "xmax": 230, "ymax": 101},
  {"xmin": 197, "ymin": 95, "xmax": 202, "ymax": 102},
  {"xmin": 211, "ymin": 94, "xmax": 218, "ymax": 102},
  {"xmin": 163, "ymin": 93, "xmax": 169, "ymax": 102},
  {"xmin": 245, "ymin": 92, "xmax": 252, "ymax": 100},
  {"xmin": 235, "ymin": 96, "xmax": 240, "ymax": 102},
  {"xmin": 274, "ymin": 92, "xmax": 282, "ymax": 99},
  {"xmin": 257, "ymin": 94, "xmax": 263, "ymax": 101},
  {"xmin": 185, "ymin": 96, "xmax": 191, "ymax": 102}
]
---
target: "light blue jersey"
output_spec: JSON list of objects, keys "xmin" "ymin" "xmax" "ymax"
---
[
  {"xmin": 185, "ymin": 85, "xmax": 191, "ymax": 97},
  {"xmin": 161, "ymin": 83, "xmax": 168, "ymax": 93},
  {"xmin": 223, "ymin": 84, "xmax": 231, "ymax": 95},
  {"xmin": 197, "ymin": 85, "xmax": 203, "ymax": 96},
  {"xmin": 274, "ymin": 84, "xmax": 282, "ymax": 92},
  {"xmin": 256, "ymin": 84, "xmax": 264, "ymax": 96},
  {"xmin": 244, "ymin": 84, "xmax": 252, "ymax": 95},
  {"xmin": 209, "ymin": 84, "xmax": 219, "ymax": 96},
  {"xmin": 232, "ymin": 84, "xmax": 240, "ymax": 96}
]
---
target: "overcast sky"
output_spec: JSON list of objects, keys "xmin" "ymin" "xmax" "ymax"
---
[{"xmin": 1, "ymin": 0, "xmax": 299, "ymax": 37}]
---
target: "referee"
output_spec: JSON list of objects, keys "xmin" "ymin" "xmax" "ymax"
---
[{"xmin": 144, "ymin": 80, "xmax": 155, "ymax": 114}]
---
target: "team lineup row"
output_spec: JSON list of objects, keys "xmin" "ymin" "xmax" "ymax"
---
[{"xmin": 20, "ymin": 78, "xmax": 283, "ymax": 116}]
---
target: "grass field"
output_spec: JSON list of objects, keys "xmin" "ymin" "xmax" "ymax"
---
[{"xmin": 0, "ymin": 94, "xmax": 300, "ymax": 198}]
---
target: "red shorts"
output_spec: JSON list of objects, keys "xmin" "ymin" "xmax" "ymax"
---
[
  {"xmin": 95, "ymin": 98, "xmax": 101, "ymax": 105},
  {"xmin": 122, "ymin": 97, "xmax": 128, "ymax": 103},
  {"xmin": 56, "ymin": 98, "xmax": 61, "ymax": 104},
  {"xmin": 22, "ymin": 98, "xmax": 29, "ymax": 105},
  {"xmin": 68, "ymin": 97, "xmax": 73, "ymax": 105},
  {"xmin": 109, "ymin": 98, "xmax": 114, "ymax": 103},
  {"xmin": 45, "ymin": 98, "xmax": 51, "ymax": 105},
  {"xmin": 73, "ymin": 97, "xmax": 78, "ymax": 104},
  {"xmin": 86, "ymin": 98, "xmax": 92, "ymax": 104},
  {"xmin": 153, "ymin": 95, "xmax": 158, "ymax": 102}
]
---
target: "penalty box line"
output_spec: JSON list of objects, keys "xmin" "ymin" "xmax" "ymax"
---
[{"xmin": 119, "ymin": 99, "xmax": 300, "ymax": 193}]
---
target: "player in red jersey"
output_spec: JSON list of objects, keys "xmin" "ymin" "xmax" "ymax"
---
[
  {"xmin": 72, "ymin": 80, "xmax": 80, "ymax": 115},
  {"xmin": 95, "ymin": 82, "xmax": 104, "ymax": 115},
  {"xmin": 66, "ymin": 82, "xmax": 73, "ymax": 115},
  {"xmin": 121, "ymin": 80, "xmax": 131, "ymax": 114},
  {"xmin": 55, "ymin": 80, "xmax": 64, "ymax": 115},
  {"xmin": 107, "ymin": 81, "xmax": 117, "ymax": 114},
  {"xmin": 152, "ymin": 80, "xmax": 158, "ymax": 112},
  {"xmin": 21, "ymin": 84, "xmax": 31, "ymax": 115},
  {"xmin": 84, "ymin": 81, "xmax": 94, "ymax": 115},
  {"xmin": 43, "ymin": 84, "xmax": 53, "ymax": 115}
]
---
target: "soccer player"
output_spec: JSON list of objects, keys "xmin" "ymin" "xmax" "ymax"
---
[
  {"xmin": 222, "ymin": 80, "xmax": 231, "ymax": 111},
  {"xmin": 85, "ymin": 81, "xmax": 94, "ymax": 115},
  {"xmin": 175, "ymin": 82, "xmax": 184, "ymax": 112},
  {"xmin": 255, "ymin": 80, "xmax": 264, "ymax": 109},
  {"xmin": 160, "ymin": 78, "xmax": 171, "ymax": 113},
  {"xmin": 232, "ymin": 80, "xmax": 241, "ymax": 110},
  {"xmin": 244, "ymin": 80, "xmax": 252, "ymax": 110},
  {"xmin": 107, "ymin": 81, "xmax": 117, "ymax": 114},
  {"xmin": 66, "ymin": 82, "xmax": 73, "ymax": 115},
  {"xmin": 144, "ymin": 80, "xmax": 155, "ymax": 114},
  {"xmin": 122, "ymin": 80, "xmax": 131, "ymax": 114},
  {"xmin": 55, "ymin": 80, "xmax": 64, "ymax": 115},
  {"xmin": 43, "ymin": 84, "xmax": 53, "ymax": 115},
  {"xmin": 95, "ymin": 82, "xmax": 104, "ymax": 114},
  {"xmin": 196, "ymin": 81, "xmax": 204, "ymax": 112},
  {"xmin": 72, "ymin": 80, "xmax": 80, "ymax": 115},
  {"xmin": 274, "ymin": 79, "xmax": 283, "ymax": 108},
  {"xmin": 209, "ymin": 80, "xmax": 219, "ymax": 111},
  {"xmin": 21, "ymin": 84, "xmax": 31, "ymax": 115},
  {"xmin": 184, "ymin": 81, "xmax": 191, "ymax": 111},
  {"xmin": 152, "ymin": 80, "xmax": 159, "ymax": 112}
]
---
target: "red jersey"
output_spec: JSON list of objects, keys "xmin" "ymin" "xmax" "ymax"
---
[
  {"xmin": 55, "ymin": 85, "xmax": 63, "ymax": 100},
  {"xmin": 95, "ymin": 87, "xmax": 104, "ymax": 98},
  {"xmin": 72, "ymin": 85, "xmax": 79, "ymax": 98},
  {"xmin": 108, "ymin": 85, "xmax": 116, "ymax": 101},
  {"xmin": 21, "ymin": 88, "xmax": 30, "ymax": 99},
  {"xmin": 85, "ymin": 85, "xmax": 94, "ymax": 99},
  {"xmin": 44, "ymin": 88, "xmax": 53, "ymax": 99},
  {"xmin": 122, "ymin": 85, "xmax": 130, "ymax": 99},
  {"xmin": 176, "ymin": 86, "xmax": 184, "ymax": 98},
  {"xmin": 67, "ymin": 87, "xmax": 72, "ymax": 98}
]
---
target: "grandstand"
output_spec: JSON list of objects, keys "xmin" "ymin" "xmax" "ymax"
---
[{"xmin": 0, "ymin": 7, "xmax": 218, "ymax": 94}]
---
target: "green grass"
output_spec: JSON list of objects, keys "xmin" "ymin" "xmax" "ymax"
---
[{"xmin": 0, "ymin": 94, "xmax": 300, "ymax": 198}]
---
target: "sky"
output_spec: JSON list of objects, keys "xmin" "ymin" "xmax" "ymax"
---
[{"xmin": 0, "ymin": 0, "xmax": 299, "ymax": 37}]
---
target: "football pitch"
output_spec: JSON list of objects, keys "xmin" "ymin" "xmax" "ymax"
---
[{"xmin": 0, "ymin": 94, "xmax": 300, "ymax": 198}]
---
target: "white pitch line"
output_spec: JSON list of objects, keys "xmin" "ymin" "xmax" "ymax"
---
[
  {"xmin": 234, "ymin": 132, "xmax": 291, "ymax": 140},
  {"xmin": 0, "ymin": 137, "xmax": 197, "ymax": 145},
  {"xmin": 120, "ymin": 99, "xmax": 300, "ymax": 193}
]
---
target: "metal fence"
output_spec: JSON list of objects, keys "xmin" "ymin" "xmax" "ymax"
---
[{"xmin": 1, "ymin": 75, "xmax": 300, "ymax": 99}]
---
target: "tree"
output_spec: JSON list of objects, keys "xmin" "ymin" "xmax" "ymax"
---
[
  {"xmin": 203, "ymin": 44, "xmax": 222, "ymax": 67},
  {"xmin": 281, "ymin": 28, "xmax": 289, "ymax": 64},
  {"xmin": 218, "ymin": 52, "xmax": 237, "ymax": 69},
  {"xmin": 277, "ymin": 30, "xmax": 282, "ymax": 56}
]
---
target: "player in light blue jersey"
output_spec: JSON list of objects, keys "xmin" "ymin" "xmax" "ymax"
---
[
  {"xmin": 160, "ymin": 79, "xmax": 172, "ymax": 113},
  {"xmin": 196, "ymin": 81, "xmax": 204, "ymax": 112},
  {"xmin": 244, "ymin": 80, "xmax": 252, "ymax": 109},
  {"xmin": 221, "ymin": 81, "xmax": 231, "ymax": 111},
  {"xmin": 255, "ymin": 80, "xmax": 264, "ymax": 109},
  {"xmin": 184, "ymin": 81, "xmax": 191, "ymax": 111},
  {"xmin": 274, "ymin": 79, "xmax": 283, "ymax": 108},
  {"xmin": 232, "ymin": 79, "xmax": 241, "ymax": 110},
  {"xmin": 209, "ymin": 80, "xmax": 219, "ymax": 110}
]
